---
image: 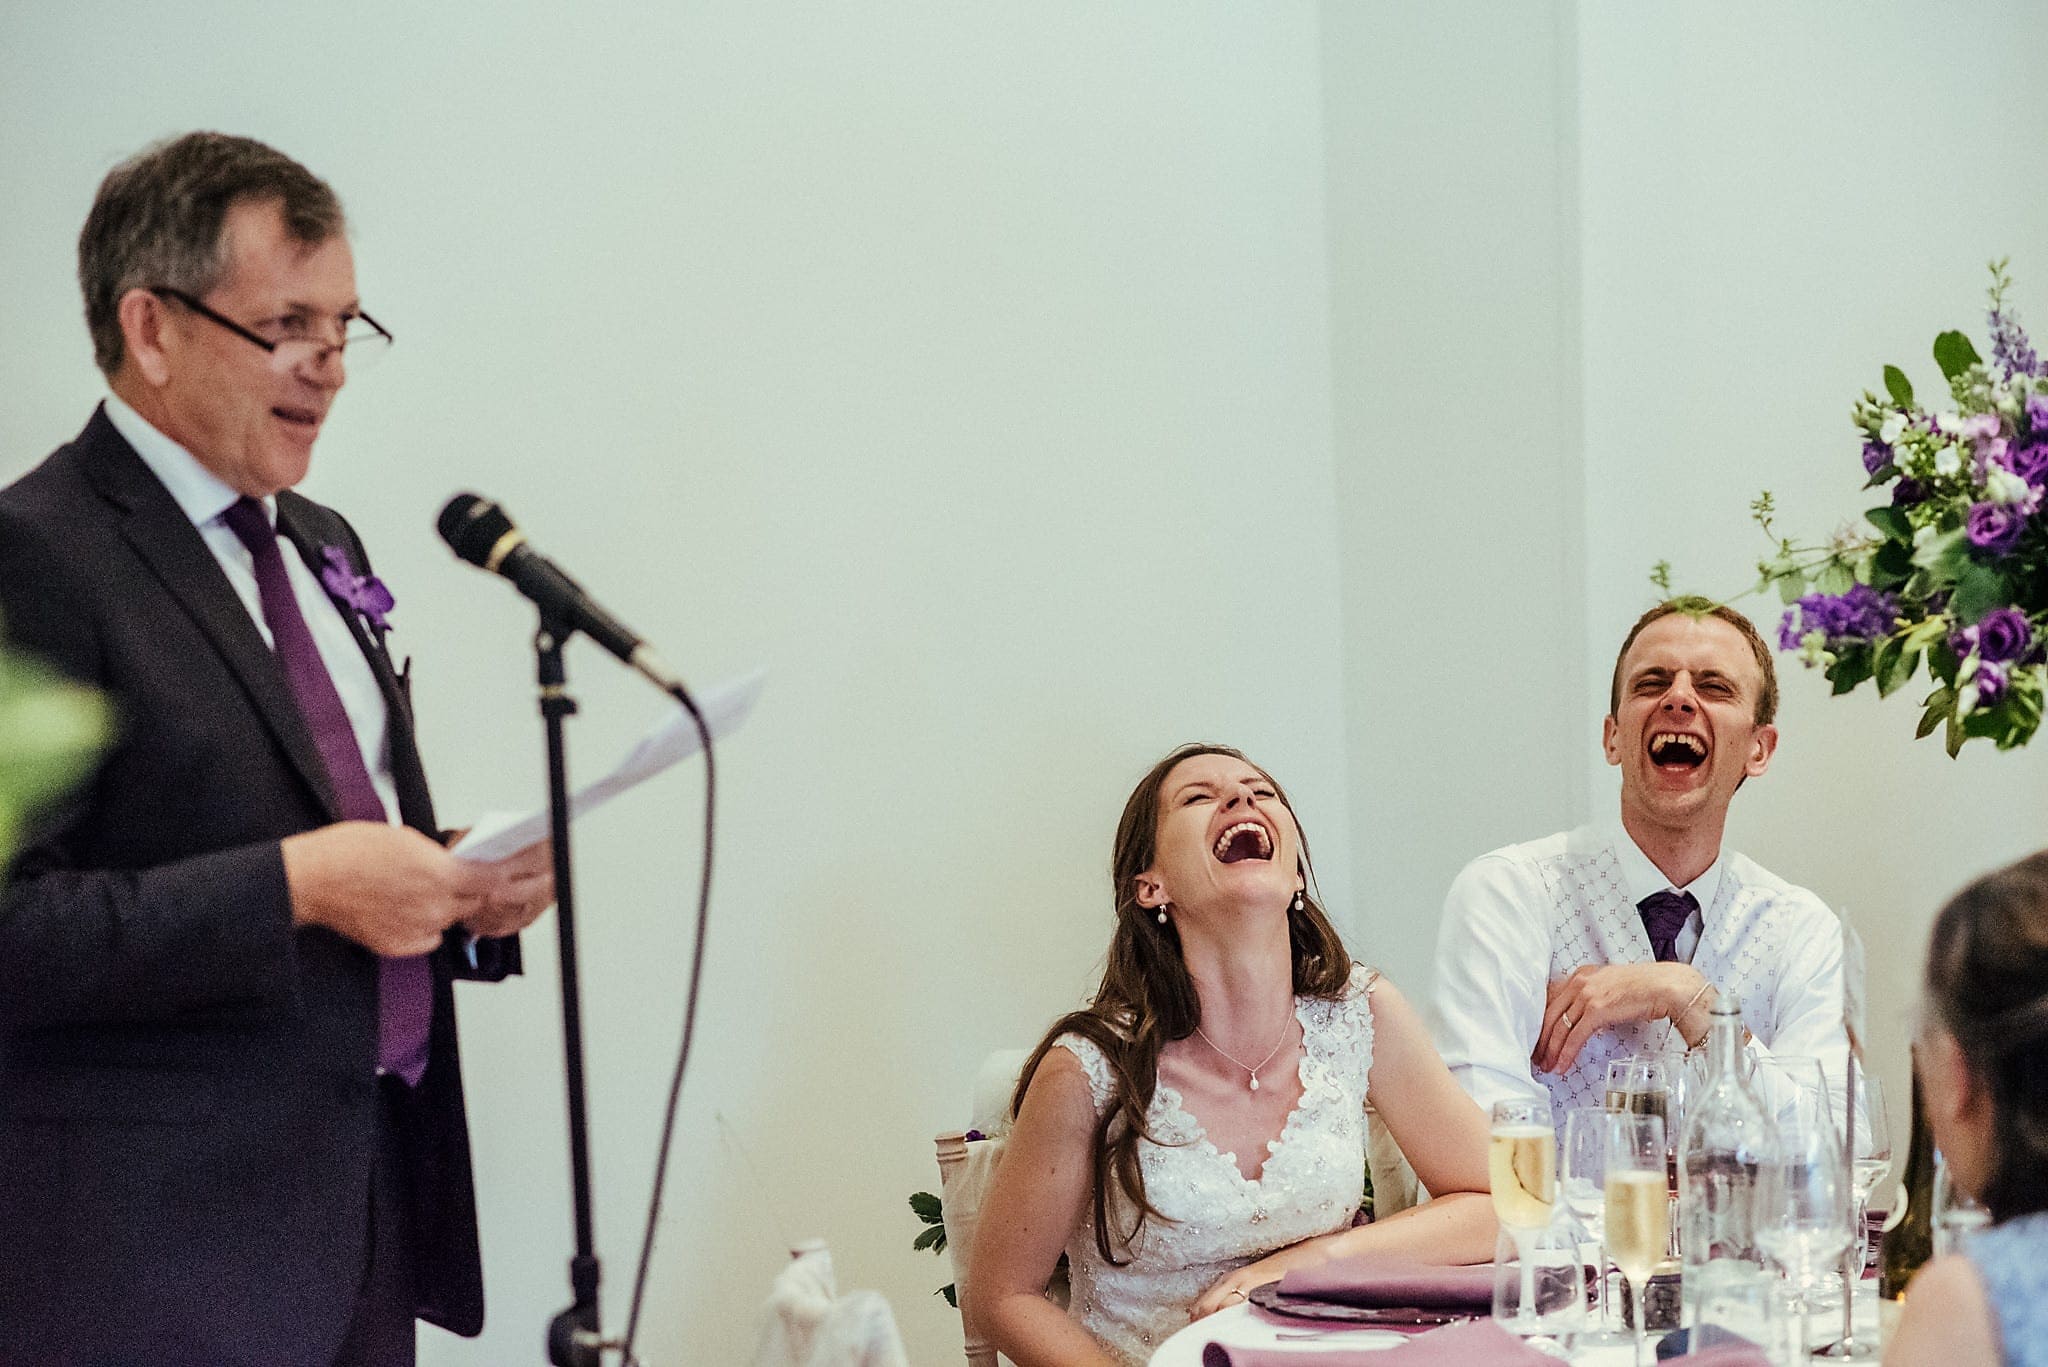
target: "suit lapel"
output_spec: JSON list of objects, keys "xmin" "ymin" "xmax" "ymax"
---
[
  {"xmin": 74, "ymin": 410, "xmax": 343, "ymax": 824},
  {"xmin": 276, "ymin": 492, "xmax": 438, "ymax": 837}
]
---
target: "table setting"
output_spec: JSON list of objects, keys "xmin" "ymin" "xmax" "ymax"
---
[{"xmin": 1151, "ymin": 1008, "xmax": 1893, "ymax": 1367}]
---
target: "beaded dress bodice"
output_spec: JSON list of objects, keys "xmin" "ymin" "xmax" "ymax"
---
[{"xmin": 1052, "ymin": 965, "xmax": 1377, "ymax": 1365}]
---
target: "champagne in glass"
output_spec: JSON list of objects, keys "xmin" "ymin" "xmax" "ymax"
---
[
  {"xmin": 1605, "ymin": 1168, "xmax": 1669, "ymax": 1287},
  {"xmin": 1603, "ymin": 1111, "xmax": 1667, "ymax": 1367},
  {"xmin": 1490, "ymin": 1097, "xmax": 1557, "ymax": 1337},
  {"xmin": 1490, "ymin": 1124, "xmax": 1558, "ymax": 1230}
]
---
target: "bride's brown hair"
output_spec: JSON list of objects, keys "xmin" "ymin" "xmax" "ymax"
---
[{"xmin": 1012, "ymin": 743, "xmax": 1353, "ymax": 1263}]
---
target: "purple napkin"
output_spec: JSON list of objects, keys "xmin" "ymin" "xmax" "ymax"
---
[
  {"xmin": 1276, "ymin": 1256, "xmax": 1495, "ymax": 1310},
  {"xmin": 1203, "ymin": 1317, "xmax": 1556, "ymax": 1367},
  {"xmin": 1664, "ymin": 1346, "xmax": 1772, "ymax": 1367}
]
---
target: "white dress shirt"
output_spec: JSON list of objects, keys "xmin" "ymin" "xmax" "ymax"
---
[
  {"xmin": 103, "ymin": 393, "xmax": 399, "ymax": 824},
  {"xmin": 1431, "ymin": 823, "xmax": 1848, "ymax": 1131}
]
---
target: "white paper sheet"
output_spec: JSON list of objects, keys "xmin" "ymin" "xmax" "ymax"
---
[{"xmin": 451, "ymin": 669, "xmax": 765, "ymax": 862}]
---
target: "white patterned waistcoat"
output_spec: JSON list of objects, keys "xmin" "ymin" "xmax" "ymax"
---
[{"xmin": 1528, "ymin": 827, "xmax": 1844, "ymax": 1123}]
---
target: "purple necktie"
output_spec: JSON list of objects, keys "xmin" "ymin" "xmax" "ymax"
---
[
  {"xmin": 1636, "ymin": 888, "xmax": 1698, "ymax": 964},
  {"xmin": 224, "ymin": 497, "xmax": 431, "ymax": 1086}
]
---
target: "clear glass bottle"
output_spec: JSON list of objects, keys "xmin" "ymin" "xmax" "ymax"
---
[{"xmin": 1678, "ymin": 992, "xmax": 1775, "ymax": 1325}]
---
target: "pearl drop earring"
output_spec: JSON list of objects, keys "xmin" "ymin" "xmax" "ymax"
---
[
  {"xmin": 1157, "ymin": 907, "xmax": 1169, "ymax": 925},
  {"xmin": 1293, "ymin": 890, "xmax": 1305, "ymax": 913}
]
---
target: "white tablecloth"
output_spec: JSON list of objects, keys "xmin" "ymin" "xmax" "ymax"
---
[{"xmin": 1149, "ymin": 1283, "xmax": 1879, "ymax": 1366}]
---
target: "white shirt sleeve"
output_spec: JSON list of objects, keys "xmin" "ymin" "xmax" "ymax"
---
[
  {"xmin": 1739, "ymin": 896, "xmax": 1850, "ymax": 1127},
  {"xmin": 1433, "ymin": 851, "xmax": 1555, "ymax": 1113}
]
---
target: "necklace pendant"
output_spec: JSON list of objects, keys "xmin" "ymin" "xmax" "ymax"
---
[{"xmin": 1249, "ymin": 1073, "xmax": 1260, "ymax": 1092}]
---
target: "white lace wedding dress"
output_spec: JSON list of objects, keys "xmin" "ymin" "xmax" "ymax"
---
[{"xmin": 1053, "ymin": 965, "xmax": 1378, "ymax": 1365}]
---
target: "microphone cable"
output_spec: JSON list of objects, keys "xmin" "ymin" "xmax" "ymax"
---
[{"xmin": 617, "ymin": 681, "xmax": 715, "ymax": 1367}]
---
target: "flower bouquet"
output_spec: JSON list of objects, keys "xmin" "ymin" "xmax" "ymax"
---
[{"xmin": 1745, "ymin": 261, "xmax": 2048, "ymax": 755}]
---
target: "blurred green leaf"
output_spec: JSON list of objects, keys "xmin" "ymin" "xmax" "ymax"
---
[
  {"xmin": 909, "ymin": 1191, "xmax": 943, "ymax": 1224},
  {"xmin": 1917, "ymin": 687, "xmax": 1954, "ymax": 740},
  {"xmin": 0, "ymin": 644, "xmax": 109, "ymax": 866},
  {"xmin": 1933, "ymin": 330, "xmax": 1982, "ymax": 382},
  {"xmin": 1864, "ymin": 507, "xmax": 1912, "ymax": 544},
  {"xmin": 912, "ymin": 1224, "xmax": 946, "ymax": 1253},
  {"xmin": 1950, "ymin": 564, "xmax": 2011, "ymax": 624},
  {"xmin": 1829, "ymin": 651, "xmax": 1875, "ymax": 695},
  {"xmin": 1874, "ymin": 637, "xmax": 1920, "ymax": 697},
  {"xmin": 1884, "ymin": 365, "xmax": 1915, "ymax": 408},
  {"xmin": 1816, "ymin": 562, "xmax": 1855, "ymax": 596}
]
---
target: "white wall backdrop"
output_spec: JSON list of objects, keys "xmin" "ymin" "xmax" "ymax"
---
[{"xmin": 4, "ymin": 3, "xmax": 2048, "ymax": 1364}]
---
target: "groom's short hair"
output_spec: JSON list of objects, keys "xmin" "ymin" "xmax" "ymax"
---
[{"xmin": 1608, "ymin": 597, "xmax": 1778, "ymax": 726}]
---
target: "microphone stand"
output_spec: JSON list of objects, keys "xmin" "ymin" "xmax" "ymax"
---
[{"xmin": 538, "ymin": 612, "xmax": 605, "ymax": 1367}]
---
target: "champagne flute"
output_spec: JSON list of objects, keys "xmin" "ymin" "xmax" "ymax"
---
[
  {"xmin": 1490, "ymin": 1097, "xmax": 1558, "ymax": 1337},
  {"xmin": 1603, "ymin": 1111, "xmax": 1668, "ymax": 1367},
  {"xmin": 1756, "ymin": 1096, "xmax": 1853, "ymax": 1360},
  {"xmin": 1561, "ymin": 1105, "xmax": 1625, "ymax": 1341}
]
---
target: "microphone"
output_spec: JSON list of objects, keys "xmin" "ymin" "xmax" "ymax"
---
[{"xmin": 437, "ymin": 492, "xmax": 684, "ymax": 693}]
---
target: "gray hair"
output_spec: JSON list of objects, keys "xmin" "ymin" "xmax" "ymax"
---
[{"xmin": 79, "ymin": 132, "xmax": 345, "ymax": 377}]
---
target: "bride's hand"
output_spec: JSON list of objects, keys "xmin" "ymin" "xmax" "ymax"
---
[{"xmin": 1192, "ymin": 1247, "xmax": 1311, "ymax": 1320}]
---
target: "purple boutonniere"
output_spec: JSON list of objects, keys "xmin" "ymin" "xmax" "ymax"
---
[{"xmin": 319, "ymin": 547, "xmax": 395, "ymax": 633}]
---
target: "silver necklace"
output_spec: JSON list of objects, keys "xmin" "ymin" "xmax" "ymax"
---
[{"xmin": 1193, "ymin": 1017, "xmax": 1294, "ymax": 1092}]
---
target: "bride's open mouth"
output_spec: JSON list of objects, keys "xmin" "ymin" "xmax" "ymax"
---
[{"xmin": 1211, "ymin": 821, "xmax": 1274, "ymax": 864}]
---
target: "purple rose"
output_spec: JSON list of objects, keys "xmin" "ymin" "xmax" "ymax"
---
[
  {"xmin": 1892, "ymin": 478, "xmax": 1930, "ymax": 507},
  {"xmin": 1862, "ymin": 441, "xmax": 1893, "ymax": 475},
  {"xmin": 2027, "ymin": 392, "xmax": 2048, "ymax": 434},
  {"xmin": 1975, "ymin": 607, "xmax": 2033, "ymax": 665},
  {"xmin": 1975, "ymin": 661, "xmax": 2009, "ymax": 706},
  {"xmin": 2010, "ymin": 441, "xmax": 2048, "ymax": 487},
  {"xmin": 1967, "ymin": 501, "xmax": 2026, "ymax": 555}
]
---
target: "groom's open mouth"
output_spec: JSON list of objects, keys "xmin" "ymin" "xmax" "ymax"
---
[
  {"xmin": 1212, "ymin": 821, "xmax": 1274, "ymax": 864},
  {"xmin": 1648, "ymin": 731, "xmax": 1708, "ymax": 770}
]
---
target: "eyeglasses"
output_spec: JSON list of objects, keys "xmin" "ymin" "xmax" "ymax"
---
[{"xmin": 149, "ymin": 287, "xmax": 392, "ymax": 371}]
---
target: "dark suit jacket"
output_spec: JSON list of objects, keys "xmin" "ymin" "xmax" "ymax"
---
[{"xmin": 0, "ymin": 407, "xmax": 517, "ymax": 1367}]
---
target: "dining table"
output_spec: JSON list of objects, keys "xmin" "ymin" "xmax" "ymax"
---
[{"xmin": 1147, "ymin": 1279, "xmax": 1880, "ymax": 1366}]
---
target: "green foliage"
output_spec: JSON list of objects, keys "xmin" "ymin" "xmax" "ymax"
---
[
  {"xmin": 0, "ymin": 636, "xmax": 109, "ymax": 863},
  {"xmin": 1883, "ymin": 364, "xmax": 1915, "ymax": 408},
  {"xmin": 909, "ymin": 1189, "xmax": 956, "ymax": 1307},
  {"xmin": 1933, "ymin": 330, "xmax": 1983, "ymax": 383}
]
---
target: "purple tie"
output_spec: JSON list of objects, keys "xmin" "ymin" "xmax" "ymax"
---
[
  {"xmin": 224, "ymin": 497, "xmax": 431, "ymax": 1086},
  {"xmin": 1636, "ymin": 888, "xmax": 1698, "ymax": 964}
]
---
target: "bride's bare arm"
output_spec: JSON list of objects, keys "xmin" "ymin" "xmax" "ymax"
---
[
  {"xmin": 965, "ymin": 1047, "xmax": 1121, "ymax": 1367},
  {"xmin": 1191, "ymin": 977, "xmax": 1498, "ymax": 1317}
]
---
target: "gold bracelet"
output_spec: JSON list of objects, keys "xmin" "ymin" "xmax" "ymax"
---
[{"xmin": 1676, "ymin": 980, "xmax": 1715, "ymax": 1045}]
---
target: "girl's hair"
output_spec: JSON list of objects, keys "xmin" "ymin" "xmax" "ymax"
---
[
  {"xmin": 1012, "ymin": 743, "xmax": 1352, "ymax": 1262},
  {"xmin": 1923, "ymin": 849, "xmax": 2048, "ymax": 1221}
]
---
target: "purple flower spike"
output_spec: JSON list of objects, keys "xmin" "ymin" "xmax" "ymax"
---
[
  {"xmin": 1785, "ymin": 583, "xmax": 1900, "ymax": 652},
  {"xmin": 1975, "ymin": 608, "xmax": 2033, "ymax": 665},
  {"xmin": 319, "ymin": 547, "xmax": 396, "ymax": 632},
  {"xmin": 1967, "ymin": 502, "xmax": 2026, "ymax": 555}
]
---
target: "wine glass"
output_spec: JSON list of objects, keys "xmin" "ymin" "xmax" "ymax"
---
[
  {"xmin": 1561, "ymin": 1105, "xmax": 1625, "ymax": 1343},
  {"xmin": 1603, "ymin": 1110, "xmax": 1668, "ymax": 1367},
  {"xmin": 1755, "ymin": 1095, "xmax": 1853, "ymax": 1361},
  {"xmin": 1846, "ymin": 1067, "xmax": 1892, "ymax": 1277},
  {"xmin": 1490, "ymin": 1097, "xmax": 1558, "ymax": 1337},
  {"xmin": 1932, "ymin": 1151, "xmax": 1991, "ymax": 1256}
]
